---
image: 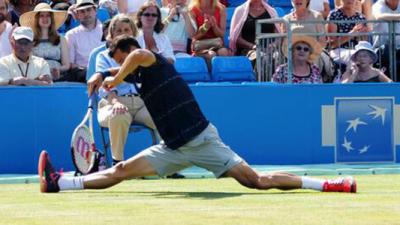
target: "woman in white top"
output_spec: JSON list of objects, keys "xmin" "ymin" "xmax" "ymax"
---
[{"xmin": 136, "ymin": 2, "xmax": 175, "ymax": 64}]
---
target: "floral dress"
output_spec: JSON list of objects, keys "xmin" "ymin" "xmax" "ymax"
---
[{"xmin": 272, "ymin": 63, "xmax": 323, "ymax": 83}]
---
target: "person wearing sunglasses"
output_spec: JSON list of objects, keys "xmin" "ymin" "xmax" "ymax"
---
[
  {"xmin": 136, "ymin": 2, "xmax": 175, "ymax": 64},
  {"xmin": 272, "ymin": 28, "xmax": 323, "ymax": 84}
]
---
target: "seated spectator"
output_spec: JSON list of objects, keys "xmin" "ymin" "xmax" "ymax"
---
[
  {"xmin": 93, "ymin": 15, "xmax": 156, "ymax": 165},
  {"xmin": 136, "ymin": 2, "xmax": 175, "ymax": 64},
  {"xmin": 161, "ymin": 0, "xmax": 195, "ymax": 57},
  {"xmin": 20, "ymin": 3, "xmax": 70, "ymax": 82},
  {"xmin": 272, "ymin": 31, "xmax": 323, "ymax": 83},
  {"xmin": 229, "ymin": 0, "xmax": 280, "ymax": 64},
  {"xmin": 0, "ymin": 26, "xmax": 52, "ymax": 86},
  {"xmin": 0, "ymin": 0, "xmax": 12, "ymax": 58},
  {"xmin": 8, "ymin": 0, "xmax": 36, "ymax": 25},
  {"xmin": 327, "ymin": 0, "xmax": 369, "ymax": 65},
  {"xmin": 190, "ymin": 0, "xmax": 230, "ymax": 70},
  {"xmin": 334, "ymin": 0, "xmax": 372, "ymax": 22},
  {"xmin": 65, "ymin": 0, "xmax": 103, "ymax": 82},
  {"xmin": 309, "ymin": 0, "xmax": 330, "ymax": 19},
  {"xmin": 372, "ymin": 0, "xmax": 400, "ymax": 81},
  {"xmin": 283, "ymin": 0, "xmax": 326, "ymax": 47},
  {"xmin": 341, "ymin": 41, "xmax": 392, "ymax": 83}
]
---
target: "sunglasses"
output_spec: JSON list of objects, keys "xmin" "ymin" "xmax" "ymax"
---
[
  {"xmin": 295, "ymin": 46, "xmax": 310, "ymax": 52},
  {"xmin": 142, "ymin": 13, "xmax": 158, "ymax": 18}
]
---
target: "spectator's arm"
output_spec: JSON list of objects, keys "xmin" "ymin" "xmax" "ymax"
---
[
  {"xmin": 60, "ymin": 36, "xmax": 70, "ymax": 72},
  {"xmin": 190, "ymin": 10, "xmax": 210, "ymax": 40},
  {"xmin": 236, "ymin": 35, "xmax": 255, "ymax": 50},
  {"xmin": 323, "ymin": 2, "xmax": 330, "ymax": 19},
  {"xmin": 0, "ymin": 63, "xmax": 11, "ymax": 86},
  {"xmin": 182, "ymin": 9, "xmax": 196, "ymax": 37},
  {"xmin": 210, "ymin": 6, "xmax": 226, "ymax": 38},
  {"xmin": 65, "ymin": 31, "xmax": 77, "ymax": 69},
  {"xmin": 361, "ymin": 0, "xmax": 373, "ymax": 20},
  {"xmin": 117, "ymin": 0, "xmax": 128, "ymax": 14},
  {"xmin": 377, "ymin": 70, "xmax": 393, "ymax": 82},
  {"xmin": 35, "ymin": 60, "xmax": 52, "ymax": 85},
  {"xmin": 160, "ymin": 34, "xmax": 175, "ymax": 64}
]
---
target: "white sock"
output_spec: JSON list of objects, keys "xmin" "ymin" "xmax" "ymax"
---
[
  {"xmin": 301, "ymin": 176, "xmax": 324, "ymax": 191},
  {"xmin": 58, "ymin": 176, "xmax": 84, "ymax": 191}
]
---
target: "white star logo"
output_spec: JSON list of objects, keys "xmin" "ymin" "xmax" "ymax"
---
[
  {"xmin": 367, "ymin": 105, "xmax": 387, "ymax": 125},
  {"xmin": 346, "ymin": 117, "xmax": 367, "ymax": 133},
  {"xmin": 342, "ymin": 136, "xmax": 354, "ymax": 152},
  {"xmin": 359, "ymin": 145, "xmax": 370, "ymax": 154}
]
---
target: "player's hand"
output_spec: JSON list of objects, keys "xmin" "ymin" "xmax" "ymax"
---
[
  {"xmin": 102, "ymin": 76, "xmax": 116, "ymax": 91},
  {"xmin": 87, "ymin": 73, "xmax": 103, "ymax": 96},
  {"xmin": 111, "ymin": 101, "xmax": 128, "ymax": 115}
]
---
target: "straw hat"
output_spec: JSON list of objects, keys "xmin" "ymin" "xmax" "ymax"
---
[
  {"xmin": 350, "ymin": 41, "xmax": 378, "ymax": 63},
  {"xmin": 282, "ymin": 26, "xmax": 323, "ymax": 62},
  {"xmin": 19, "ymin": 3, "xmax": 67, "ymax": 32}
]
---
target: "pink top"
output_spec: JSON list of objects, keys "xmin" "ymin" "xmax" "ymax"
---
[{"xmin": 229, "ymin": 0, "xmax": 281, "ymax": 53}]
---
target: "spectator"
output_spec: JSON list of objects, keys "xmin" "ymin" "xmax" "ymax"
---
[
  {"xmin": 8, "ymin": 0, "xmax": 36, "ymax": 25},
  {"xmin": 99, "ymin": 0, "xmax": 119, "ymax": 17},
  {"xmin": 20, "ymin": 3, "xmax": 70, "ymax": 82},
  {"xmin": 334, "ymin": 0, "xmax": 372, "ymax": 22},
  {"xmin": 341, "ymin": 41, "xmax": 392, "ymax": 83},
  {"xmin": 65, "ymin": 0, "xmax": 103, "ymax": 82},
  {"xmin": 327, "ymin": 0, "xmax": 369, "ymax": 65},
  {"xmin": 0, "ymin": 26, "xmax": 52, "ymax": 86},
  {"xmin": 92, "ymin": 14, "xmax": 156, "ymax": 165},
  {"xmin": 309, "ymin": 0, "xmax": 330, "ymax": 18},
  {"xmin": 136, "ymin": 2, "xmax": 175, "ymax": 64},
  {"xmin": 229, "ymin": 0, "xmax": 280, "ymax": 63},
  {"xmin": 0, "ymin": 0, "xmax": 12, "ymax": 58},
  {"xmin": 161, "ymin": 0, "xmax": 196, "ymax": 57},
  {"xmin": 372, "ymin": 0, "xmax": 400, "ymax": 81},
  {"xmin": 190, "ymin": 0, "xmax": 230, "ymax": 70},
  {"xmin": 272, "ymin": 30, "xmax": 323, "ymax": 83}
]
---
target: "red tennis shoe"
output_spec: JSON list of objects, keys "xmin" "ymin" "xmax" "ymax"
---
[
  {"xmin": 38, "ymin": 150, "xmax": 60, "ymax": 193},
  {"xmin": 323, "ymin": 176, "xmax": 357, "ymax": 193}
]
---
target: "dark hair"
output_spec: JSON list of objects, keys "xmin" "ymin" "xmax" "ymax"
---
[
  {"xmin": 136, "ymin": 2, "xmax": 164, "ymax": 33},
  {"xmin": 108, "ymin": 35, "xmax": 141, "ymax": 58}
]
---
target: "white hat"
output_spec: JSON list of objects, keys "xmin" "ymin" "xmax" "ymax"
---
[
  {"xmin": 20, "ymin": 3, "xmax": 67, "ymax": 33},
  {"xmin": 75, "ymin": 0, "xmax": 97, "ymax": 10},
  {"xmin": 12, "ymin": 26, "xmax": 34, "ymax": 42},
  {"xmin": 351, "ymin": 41, "xmax": 378, "ymax": 63}
]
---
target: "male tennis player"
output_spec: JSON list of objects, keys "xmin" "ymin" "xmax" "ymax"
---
[{"xmin": 38, "ymin": 35, "xmax": 356, "ymax": 193}]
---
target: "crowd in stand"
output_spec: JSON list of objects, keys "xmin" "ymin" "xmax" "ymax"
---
[{"xmin": 0, "ymin": 0, "xmax": 398, "ymax": 87}]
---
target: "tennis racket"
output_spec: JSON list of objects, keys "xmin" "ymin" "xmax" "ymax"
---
[{"xmin": 71, "ymin": 94, "xmax": 98, "ymax": 175}]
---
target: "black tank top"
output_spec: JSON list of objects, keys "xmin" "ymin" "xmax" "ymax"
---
[
  {"xmin": 128, "ymin": 53, "xmax": 209, "ymax": 149},
  {"xmin": 354, "ymin": 76, "xmax": 380, "ymax": 83}
]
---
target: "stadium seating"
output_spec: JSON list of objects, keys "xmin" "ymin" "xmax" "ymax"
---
[
  {"xmin": 211, "ymin": 56, "xmax": 256, "ymax": 82},
  {"xmin": 174, "ymin": 57, "xmax": 211, "ymax": 83}
]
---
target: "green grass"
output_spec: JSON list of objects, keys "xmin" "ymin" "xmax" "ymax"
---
[{"xmin": 0, "ymin": 175, "xmax": 399, "ymax": 225}]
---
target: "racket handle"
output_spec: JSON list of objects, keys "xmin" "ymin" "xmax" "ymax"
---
[{"xmin": 88, "ymin": 94, "xmax": 97, "ymax": 109}]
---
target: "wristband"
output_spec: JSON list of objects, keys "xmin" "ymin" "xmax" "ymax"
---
[{"xmin": 99, "ymin": 70, "xmax": 112, "ymax": 79}]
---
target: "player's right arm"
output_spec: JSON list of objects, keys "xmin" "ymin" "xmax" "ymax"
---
[{"xmin": 103, "ymin": 49, "xmax": 156, "ymax": 90}]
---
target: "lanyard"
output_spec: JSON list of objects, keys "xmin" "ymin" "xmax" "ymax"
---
[{"xmin": 17, "ymin": 63, "xmax": 29, "ymax": 77}]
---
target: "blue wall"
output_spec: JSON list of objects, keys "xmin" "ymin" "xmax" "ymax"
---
[{"xmin": 1, "ymin": 83, "xmax": 399, "ymax": 174}]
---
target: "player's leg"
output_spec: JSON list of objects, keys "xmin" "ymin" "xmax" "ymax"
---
[
  {"xmin": 225, "ymin": 162, "xmax": 303, "ymax": 190},
  {"xmin": 132, "ymin": 97, "xmax": 156, "ymax": 130},
  {"xmin": 38, "ymin": 150, "xmax": 157, "ymax": 192},
  {"xmin": 82, "ymin": 152, "xmax": 158, "ymax": 189}
]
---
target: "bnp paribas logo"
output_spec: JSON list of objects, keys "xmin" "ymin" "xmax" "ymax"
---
[{"xmin": 321, "ymin": 97, "xmax": 398, "ymax": 163}]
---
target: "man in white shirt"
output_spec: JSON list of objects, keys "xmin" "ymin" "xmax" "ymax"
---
[
  {"xmin": 372, "ymin": 0, "xmax": 400, "ymax": 81},
  {"xmin": 65, "ymin": 0, "xmax": 103, "ymax": 82},
  {"xmin": 0, "ymin": 26, "xmax": 51, "ymax": 86},
  {"xmin": 0, "ymin": 0, "xmax": 12, "ymax": 58}
]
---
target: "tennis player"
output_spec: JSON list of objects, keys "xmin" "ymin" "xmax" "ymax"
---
[{"xmin": 38, "ymin": 35, "xmax": 356, "ymax": 193}]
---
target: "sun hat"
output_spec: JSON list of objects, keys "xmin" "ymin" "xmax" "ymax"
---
[
  {"xmin": 19, "ymin": 3, "xmax": 67, "ymax": 32},
  {"xmin": 282, "ymin": 25, "xmax": 323, "ymax": 62},
  {"xmin": 12, "ymin": 26, "xmax": 34, "ymax": 42},
  {"xmin": 75, "ymin": 0, "xmax": 97, "ymax": 10},
  {"xmin": 350, "ymin": 41, "xmax": 378, "ymax": 63}
]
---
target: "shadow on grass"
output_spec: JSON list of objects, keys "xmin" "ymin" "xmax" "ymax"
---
[{"xmin": 77, "ymin": 190, "xmax": 316, "ymax": 199}]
